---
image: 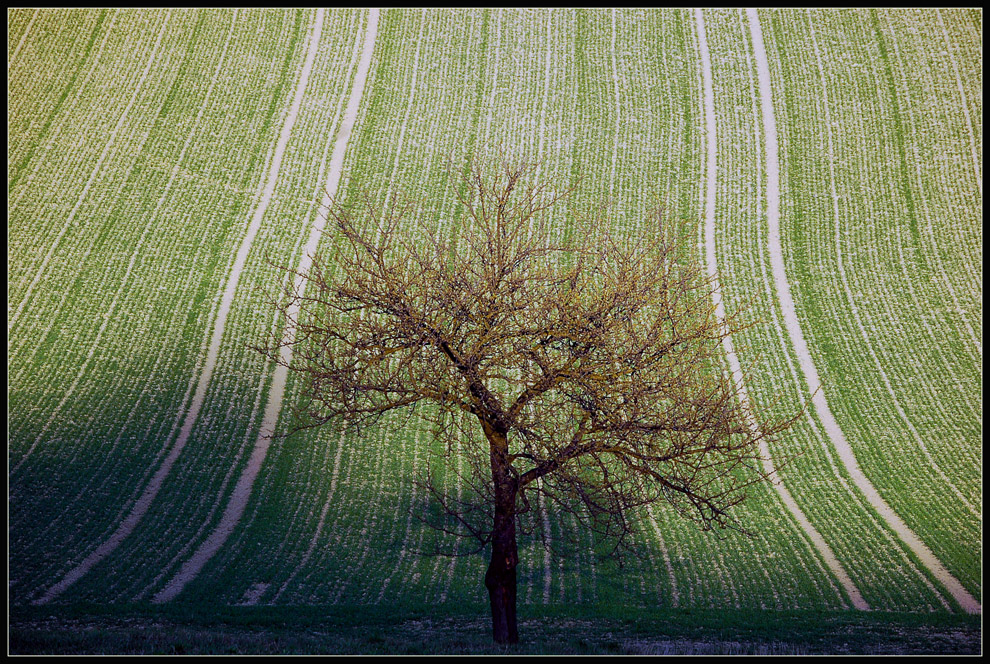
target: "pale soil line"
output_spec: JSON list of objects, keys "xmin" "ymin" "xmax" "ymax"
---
[
  {"xmin": 809, "ymin": 13, "xmax": 980, "ymax": 520},
  {"xmin": 333, "ymin": 427, "xmax": 390, "ymax": 605},
  {"xmin": 437, "ymin": 447, "xmax": 466, "ymax": 603},
  {"xmin": 7, "ymin": 9, "xmax": 117, "ymax": 222},
  {"xmin": 538, "ymin": 9, "xmax": 554, "ymax": 163},
  {"xmin": 472, "ymin": 8, "xmax": 552, "ymax": 605},
  {"xmin": 931, "ymin": 9, "xmax": 984, "ymax": 288},
  {"xmin": 382, "ymin": 9, "xmax": 425, "ymax": 205},
  {"xmin": 752, "ymin": 200, "xmax": 951, "ymax": 610},
  {"xmin": 910, "ymin": 11, "xmax": 983, "ymax": 360},
  {"xmin": 152, "ymin": 8, "xmax": 381, "ymax": 604},
  {"xmin": 935, "ymin": 8, "xmax": 982, "ymax": 198},
  {"xmin": 539, "ymin": 481, "xmax": 553, "ymax": 604},
  {"xmin": 11, "ymin": 15, "xmax": 172, "ymax": 476},
  {"xmin": 504, "ymin": 7, "xmax": 557, "ymax": 604},
  {"xmin": 716, "ymin": 547, "xmax": 741, "ymax": 608},
  {"xmin": 7, "ymin": 8, "xmax": 39, "ymax": 70},
  {"xmin": 272, "ymin": 429, "xmax": 347, "ymax": 603},
  {"xmin": 260, "ymin": 15, "xmax": 368, "ymax": 603},
  {"xmin": 134, "ymin": 14, "xmax": 371, "ymax": 599},
  {"xmin": 607, "ymin": 9, "xmax": 620, "ymax": 203},
  {"xmin": 877, "ymin": 10, "xmax": 982, "ymax": 415},
  {"xmin": 537, "ymin": 9, "xmax": 555, "ymax": 606},
  {"xmin": 17, "ymin": 10, "xmax": 244, "ymax": 561},
  {"xmin": 746, "ymin": 7, "xmax": 980, "ymax": 615},
  {"xmin": 137, "ymin": 364, "xmax": 269, "ymax": 601},
  {"xmin": 221, "ymin": 9, "xmax": 367, "ymax": 606},
  {"xmin": 30, "ymin": 12, "xmax": 242, "ymax": 605},
  {"xmin": 414, "ymin": 14, "xmax": 490, "ymax": 604},
  {"xmin": 641, "ymin": 15, "xmax": 683, "ymax": 610},
  {"xmin": 18, "ymin": 18, "xmax": 279, "ymax": 486},
  {"xmin": 694, "ymin": 8, "xmax": 868, "ymax": 612},
  {"xmin": 747, "ymin": 11, "xmax": 952, "ymax": 611},
  {"xmin": 358, "ymin": 10, "xmax": 433, "ymax": 606},
  {"xmin": 692, "ymin": 13, "xmax": 750, "ymax": 613},
  {"xmin": 735, "ymin": 11, "xmax": 851, "ymax": 609},
  {"xmin": 375, "ymin": 428, "xmax": 422, "ymax": 603},
  {"xmin": 645, "ymin": 506, "xmax": 680, "ymax": 608},
  {"xmin": 480, "ymin": 9, "xmax": 503, "ymax": 142}
]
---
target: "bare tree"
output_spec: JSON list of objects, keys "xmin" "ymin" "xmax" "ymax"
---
[{"xmin": 256, "ymin": 155, "xmax": 798, "ymax": 644}]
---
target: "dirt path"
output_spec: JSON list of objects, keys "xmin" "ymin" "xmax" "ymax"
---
[
  {"xmin": 745, "ymin": 7, "xmax": 980, "ymax": 615},
  {"xmin": 152, "ymin": 8, "xmax": 382, "ymax": 604},
  {"xmin": 694, "ymin": 8, "xmax": 868, "ymax": 612},
  {"xmin": 33, "ymin": 6, "xmax": 323, "ymax": 605}
]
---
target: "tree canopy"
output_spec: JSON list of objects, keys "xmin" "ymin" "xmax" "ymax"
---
[{"xmin": 256, "ymin": 155, "xmax": 798, "ymax": 643}]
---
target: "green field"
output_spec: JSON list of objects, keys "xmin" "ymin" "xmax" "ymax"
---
[{"xmin": 7, "ymin": 8, "xmax": 982, "ymax": 653}]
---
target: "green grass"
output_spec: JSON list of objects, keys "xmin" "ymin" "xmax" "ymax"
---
[{"xmin": 8, "ymin": 604, "xmax": 981, "ymax": 655}]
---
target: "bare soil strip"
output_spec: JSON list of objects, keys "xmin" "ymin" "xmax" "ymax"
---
[
  {"xmin": 694, "ymin": 8, "xmax": 868, "ymax": 611},
  {"xmin": 34, "ymin": 7, "xmax": 315, "ymax": 604},
  {"xmin": 745, "ymin": 7, "xmax": 980, "ymax": 615},
  {"xmin": 152, "ymin": 8, "xmax": 382, "ymax": 604}
]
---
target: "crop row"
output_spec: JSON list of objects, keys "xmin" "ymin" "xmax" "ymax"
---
[{"xmin": 698, "ymin": 7, "xmax": 976, "ymax": 612}]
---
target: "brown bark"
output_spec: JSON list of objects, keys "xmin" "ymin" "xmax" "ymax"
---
[
  {"xmin": 485, "ymin": 502, "xmax": 518, "ymax": 644},
  {"xmin": 483, "ymin": 422, "xmax": 519, "ymax": 644}
]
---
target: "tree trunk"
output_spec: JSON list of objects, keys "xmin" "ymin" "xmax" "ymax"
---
[
  {"xmin": 486, "ymin": 498, "xmax": 519, "ymax": 644},
  {"xmin": 483, "ymin": 421, "xmax": 519, "ymax": 644}
]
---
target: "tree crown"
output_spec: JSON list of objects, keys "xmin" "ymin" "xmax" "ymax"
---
[{"xmin": 258, "ymin": 156, "xmax": 797, "ymax": 553}]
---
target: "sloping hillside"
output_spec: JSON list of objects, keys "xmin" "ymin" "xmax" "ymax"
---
[{"xmin": 8, "ymin": 8, "xmax": 981, "ymax": 615}]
